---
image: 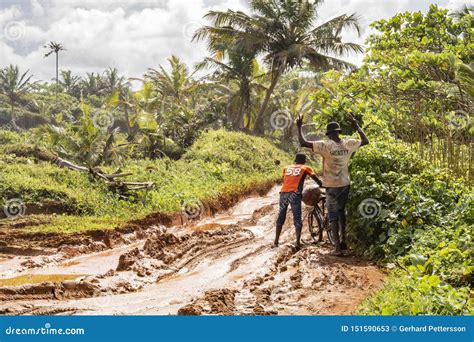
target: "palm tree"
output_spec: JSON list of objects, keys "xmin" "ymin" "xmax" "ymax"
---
[
  {"xmin": 194, "ymin": 24, "xmax": 258, "ymax": 130},
  {"xmin": 0, "ymin": 65, "xmax": 34, "ymax": 129},
  {"xmin": 145, "ymin": 55, "xmax": 198, "ymax": 102},
  {"xmin": 60, "ymin": 70, "xmax": 81, "ymax": 98},
  {"xmin": 195, "ymin": 56, "xmax": 252, "ymax": 130},
  {"xmin": 198, "ymin": 0, "xmax": 363, "ymax": 135},
  {"xmin": 44, "ymin": 41, "xmax": 66, "ymax": 105},
  {"xmin": 144, "ymin": 56, "xmax": 213, "ymax": 148},
  {"xmin": 145, "ymin": 56, "xmax": 200, "ymax": 128},
  {"xmin": 103, "ymin": 67, "xmax": 127, "ymax": 96},
  {"xmin": 272, "ymin": 70, "xmax": 322, "ymax": 141},
  {"xmin": 81, "ymin": 72, "xmax": 103, "ymax": 97}
]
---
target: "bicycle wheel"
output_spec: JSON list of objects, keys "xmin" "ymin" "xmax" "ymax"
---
[{"xmin": 308, "ymin": 206, "xmax": 324, "ymax": 242}]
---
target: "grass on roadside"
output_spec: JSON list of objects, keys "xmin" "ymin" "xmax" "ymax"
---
[{"xmin": 0, "ymin": 129, "xmax": 292, "ymax": 234}]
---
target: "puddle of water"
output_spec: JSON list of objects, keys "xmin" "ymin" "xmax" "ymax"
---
[
  {"xmin": 231, "ymin": 273, "xmax": 246, "ymax": 281},
  {"xmin": 161, "ymin": 270, "xmax": 200, "ymax": 282},
  {"xmin": 61, "ymin": 260, "xmax": 80, "ymax": 267},
  {"xmin": 0, "ymin": 274, "xmax": 85, "ymax": 286},
  {"xmin": 191, "ymin": 223, "xmax": 226, "ymax": 231}
]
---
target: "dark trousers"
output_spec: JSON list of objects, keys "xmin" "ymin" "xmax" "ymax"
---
[
  {"xmin": 326, "ymin": 185, "xmax": 350, "ymax": 246},
  {"xmin": 276, "ymin": 192, "xmax": 302, "ymax": 236}
]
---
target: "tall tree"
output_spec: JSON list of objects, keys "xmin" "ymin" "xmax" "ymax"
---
[
  {"xmin": 145, "ymin": 55, "xmax": 198, "ymax": 102},
  {"xmin": 194, "ymin": 24, "xmax": 258, "ymax": 130},
  {"xmin": 195, "ymin": 54, "xmax": 257, "ymax": 130},
  {"xmin": 200, "ymin": 0, "xmax": 363, "ymax": 135},
  {"xmin": 0, "ymin": 65, "xmax": 34, "ymax": 130},
  {"xmin": 44, "ymin": 41, "xmax": 66, "ymax": 105}
]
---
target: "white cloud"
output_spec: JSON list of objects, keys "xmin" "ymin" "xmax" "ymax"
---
[
  {"xmin": 0, "ymin": 5, "xmax": 22, "ymax": 23},
  {"xmin": 0, "ymin": 0, "xmax": 460, "ymax": 83},
  {"xmin": 30, "ymin": 0, "xmax": 44, "ymax": 17}
]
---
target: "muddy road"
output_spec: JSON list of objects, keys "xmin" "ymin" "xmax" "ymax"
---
[{"xmin": 0, "ymin": 186, "xmax": 385, "ymax": 315}]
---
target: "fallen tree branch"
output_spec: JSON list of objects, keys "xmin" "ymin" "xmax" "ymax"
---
[{"xmin": 6, "ymin": 146, "xmax": 155, "ymax": 196}]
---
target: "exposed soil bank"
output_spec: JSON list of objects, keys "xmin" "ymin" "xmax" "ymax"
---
[{"xmin": 0, "ymin": 179, "xmax": 276, "ymax": 255}]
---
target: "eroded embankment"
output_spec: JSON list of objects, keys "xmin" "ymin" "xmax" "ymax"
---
[{"xmin": 0, "ymin": 180, "xmax": 276, "ymax": 256}]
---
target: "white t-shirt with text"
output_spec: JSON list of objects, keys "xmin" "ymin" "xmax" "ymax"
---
[{"xmin": 311, "ymin": 139, "xmax": 361, "ymax": 188}]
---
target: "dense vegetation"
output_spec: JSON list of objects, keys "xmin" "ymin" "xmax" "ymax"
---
[
  {"xmin": 0, "ymin": 1, "xmax": 472, "ymax": 314},
  {"xmin": 347, "ymin": 139, "xmax": 472, "ymax": 314},
  {"xmin": 0, "ymin": 129, "xmax": 290, "ymax": 232}
]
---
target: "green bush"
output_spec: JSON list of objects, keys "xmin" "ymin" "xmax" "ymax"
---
[
  {"xmin": 348, "ymin": 139, "xmax": 473, "ymax": 314},
  {"xmin": 357, "ymin": 270, "xmax": 472, "ymax": 315},
  {"xmin": 0, "ymin": 158, "xmax": 121, "ymax": 216}
]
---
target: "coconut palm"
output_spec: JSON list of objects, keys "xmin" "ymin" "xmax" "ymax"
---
[
  {"xmin": 145, "ymin": 55, "xmax": 198, "ymax": 102},
  {"xmin": 145, "ymin": 56, "xmax": 202, "ymax": 131},
  {"xmin": 44, "ymin": 41, "xmax": 66, "ymax": 104},
  {"xmin": 194, "ymin": 23, "xmax": 259, "ymax": 130},
  {"xmin": 103, "ymin": 67, "xmax": 128, "ymax": 96},
  {"xmin": 196, "ymin": 54, "xmax": 258, "ymax": 130},
  {"xmin": 197, "ymin": 0, "xmax": 363, "ymax": 135},
  {"xmin": 0, "ymin": 65, "xmax": 34, "ymax": 129},
  {"xmin": 81, "ymin": 72, "xmax": 103, "ymax": 97},
  {"xmin": 272, "ymin": 70, "xmax": 323, "ymax": 142},
  {"xmin": 60, "ymin": 70, "xmax": 81, "ymax": 98}
]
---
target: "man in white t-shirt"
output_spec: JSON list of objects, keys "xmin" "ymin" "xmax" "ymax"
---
[{"xmin": 296, "ymin": 116, "xmax": 369, "ymax": 256}]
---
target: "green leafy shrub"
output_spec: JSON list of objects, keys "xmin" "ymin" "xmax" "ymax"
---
[
  {"xmin": 358, "ymin": 270, "xmax": 472, "ymax": 315},
  {"xmin": 349, "ymin": 139, "xmax": 473, "ymax": 314}
]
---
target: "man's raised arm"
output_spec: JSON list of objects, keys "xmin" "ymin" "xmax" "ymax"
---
[
  {"xmin": 296, "ymin": 115, "xmax": 313, "ymax": 149},
  {"xmin": 348, "ymin": 115, "xmax": 369, "ymax": 147}
]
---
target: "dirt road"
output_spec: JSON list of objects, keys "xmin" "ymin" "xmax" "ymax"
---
[{"xmin": 0, "ymin": 186, "xmax": 385, "ymax": 315}]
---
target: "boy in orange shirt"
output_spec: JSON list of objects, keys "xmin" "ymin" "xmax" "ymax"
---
[{"xmin": 274, "ymin": 153, "xmax": 322, "ymax": 250}]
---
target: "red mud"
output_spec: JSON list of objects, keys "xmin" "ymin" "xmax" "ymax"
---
[{"xmin": 0, "ymin": 185, "xmax": 386, "ymax": 315}]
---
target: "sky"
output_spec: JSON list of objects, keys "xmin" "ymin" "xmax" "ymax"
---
[{"xmin": 0, "ymin": 0, "xmax": 469, "ymax": 84}]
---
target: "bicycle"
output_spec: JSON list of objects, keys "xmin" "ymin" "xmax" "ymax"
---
[{"xmin": 307, "ymin": 188, "xmax": 342, "ymax": 246}]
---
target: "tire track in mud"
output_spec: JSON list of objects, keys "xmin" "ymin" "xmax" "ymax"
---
[
  {"xmin": 180, "ymin": 244, "xmax": 385, "ymax": 315},
  {"xmin": 0, "ymin": 186, "xmax": 386, "ymax": 315}
]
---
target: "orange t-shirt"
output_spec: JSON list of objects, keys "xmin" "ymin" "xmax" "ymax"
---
[{"xmin": 280, "ymin": 164, "xmax": 315, "ymax": 193}]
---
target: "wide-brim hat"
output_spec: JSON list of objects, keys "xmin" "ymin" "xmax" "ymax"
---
[{"xmin": 326, "ymin": 122, "xmax": 342, "ymax": 135}]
